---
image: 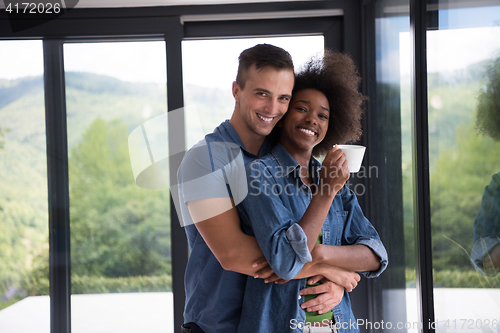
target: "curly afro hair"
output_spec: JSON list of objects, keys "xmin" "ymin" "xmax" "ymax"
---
[{"xmin": 271, "ymin": 50, "xmax": 367, "ymax": 157}]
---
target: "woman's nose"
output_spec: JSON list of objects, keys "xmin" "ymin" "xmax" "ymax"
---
[{"xmin": 305, "ymin": 115, "xmax": 317, "ymax": 125}]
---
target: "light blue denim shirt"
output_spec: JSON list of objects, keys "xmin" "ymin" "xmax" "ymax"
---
[
  {"xmin": 178, "ymin": 120, "xmax": 271, "ymax": 333},
  {"xmin": 236, "ymin": 143, "xmax": 388, "ymax": 333}
]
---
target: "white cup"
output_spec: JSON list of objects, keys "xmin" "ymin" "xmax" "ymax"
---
[{"xmin": 337, "ymin": 145, "xmax": 366, "ymax": 173}]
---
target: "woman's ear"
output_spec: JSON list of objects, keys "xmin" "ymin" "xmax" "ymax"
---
[{"xmin": 277, "ymin": 119, "xmax": 283, "ymax": 128}]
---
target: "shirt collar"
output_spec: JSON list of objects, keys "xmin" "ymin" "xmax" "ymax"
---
[
  {"xmin": 216, "ymin": 120, "xmax": 271, "ymax": 158},
  {"xmin": 216, "ymin": 120, "xmax": 245, "ymax": 148},
  {"xmin": 271, "ymin": 143, "xmax": 322, "ymax": 181}
]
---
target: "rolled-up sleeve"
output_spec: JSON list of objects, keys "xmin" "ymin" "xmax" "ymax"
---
[
  {"xmin": 237, "ymin": 161, "xmax": 310, "ymax": 280},
  {"xmin": 285, "ymin": 223, "xmax": 313, "ymax": 263},
  {"xmin": 354, "ymin": 237, "xmax": 389, "ymax": 278}
]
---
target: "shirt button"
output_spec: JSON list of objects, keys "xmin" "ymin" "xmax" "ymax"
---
[{"xmin": 298, "ymin": 295, "xmax": 302, "ymax": 300}]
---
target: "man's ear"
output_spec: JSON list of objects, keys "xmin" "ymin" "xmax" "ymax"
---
[{"xmin": 232, "ymin": 81, "xmax": 240, "ymax": 102}]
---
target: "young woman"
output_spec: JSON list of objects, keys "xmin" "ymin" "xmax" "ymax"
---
[{"xmin": 236, "ymin": 51, "xmax": 388, "ymax": 333}]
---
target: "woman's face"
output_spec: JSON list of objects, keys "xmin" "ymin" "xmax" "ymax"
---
[{"xmin": 279, "ymin": 88, "xmax": 330, "ymax": 155}]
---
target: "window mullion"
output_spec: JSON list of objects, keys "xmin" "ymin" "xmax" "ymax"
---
[
  {"xmin": 165, "ymin": 18, "xmax": 189, "ymax": 333},
  {"xmin": 44, "ymin": 39, "xmax": 71, "ymax": 333},
  {"xmin": 410, "ymin": 0, "xmax": 435, "ymax": 331}
]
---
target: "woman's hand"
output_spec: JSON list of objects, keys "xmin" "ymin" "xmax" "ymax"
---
[
  {"xmin": 316, "ymin": 264, "xmax": 360, "ymax": 292},
  {"xmin": 318, "ymin": 145, "xmax": 350, "ymax": 197},
  {"xmin": 252, "ymin": 257, "xmax": 279, "ymax": 281}
]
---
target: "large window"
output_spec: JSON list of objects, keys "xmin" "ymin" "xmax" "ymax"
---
[
  {"xmin": 427, "ymin": 4, "xmax": 500, "ymax": 331},
  {"xmin": 365, "ymin": 2, "xmax": 416, "ymax": 331},
  {"xmin": 5, "ymin": 1, "xmax": 499, "ymax": 332},
  {"xmin": 368, "ymin": 1, "xmax": 500, "ymax": 332},
  {"xmin": 0, "ymin": 4, "xmax": 348, "ymax": 331},
  {"xmin": 63, "ymin": 41, "xmax": 173, "ymax": 333},
  {"xmin": 0, "ymin": 40, "xmax": 48, "ymax": 332}
]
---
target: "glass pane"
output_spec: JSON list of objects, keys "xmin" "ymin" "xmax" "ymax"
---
[
  {"xmin": 63, "ymin": 41, "xmax": 173, "ymax": 333},
  {"xmin": 0, "ymin": 40, "xmax": 49, "ymax": 333},
  {"xmin": 182, "ymin": 36, "xmax": 324, "ymax": 150},
  {"xmin": 428, "ymin": 3, "xmax": 500, "ymax": 332},
  {"xmin": 369, "ymin": 1, "xmax": 418, "ymax": 331}
]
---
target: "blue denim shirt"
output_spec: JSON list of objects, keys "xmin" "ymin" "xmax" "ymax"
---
[
  {"xmin": 236, "ymin": 143, "xmax": 388, "ymax": 333},
  {"xmin": 177, "ymin": 120, "xmax": 271, "ymax": 332},
  {"xmin": 471, "ymin": 171, "xmax": 500, "ymax": 276}
]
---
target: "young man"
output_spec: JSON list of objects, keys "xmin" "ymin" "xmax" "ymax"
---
[
  {"xmin": 177, "ymin": 44, "xmax": 378, "ymax": 333},
  {"xmin": 177, "ymin": 44, "xmax": 297, "ymax": 333}
]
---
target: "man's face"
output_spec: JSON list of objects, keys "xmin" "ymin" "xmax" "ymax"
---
[{"xmin": 232, "ymin": 65, "xmax": 294, "ymax": 138}]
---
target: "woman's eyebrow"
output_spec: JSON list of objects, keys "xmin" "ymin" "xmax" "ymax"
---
[
  {"xmin": 295, "ymin": 99, "xmax": 311, "ymax": 104},
  {"xmin": 295, "ymin": 99, "xmax": 330, "ymax": 112}
]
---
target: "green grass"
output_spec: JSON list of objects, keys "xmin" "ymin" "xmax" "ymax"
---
[
  {"xmin": 0, "ymin": 298, "xmax": 22, "ymax": 311},
  {"xmin": 406, "ymin": 268, "xmax": 500, "ymax": 288}
]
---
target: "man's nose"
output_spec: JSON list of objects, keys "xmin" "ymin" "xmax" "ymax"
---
[{"xmin": 265, "ymin": 98, "xmax": 279, "ymax": 114}]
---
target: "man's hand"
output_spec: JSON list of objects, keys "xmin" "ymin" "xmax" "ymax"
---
[
  {"xmin": 252, "ymin": 256, "xmax": 277, "ymax": 280},
  {"xmin": 299, "ymin": 277, "xmax": 344, "ymax": 314}
]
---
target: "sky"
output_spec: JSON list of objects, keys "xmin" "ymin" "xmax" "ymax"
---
[
  {"xmin": 398, "ymin": 26, "xmax": 500, "ymax": 78},
  {"xmin": 0, "ymin": 35, "xmax": 324, "ymax": 89}
]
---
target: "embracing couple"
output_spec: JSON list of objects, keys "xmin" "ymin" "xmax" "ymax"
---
[{"xmin": 177, "ymin": 44, "xmax": 388, "ymax": 333}]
